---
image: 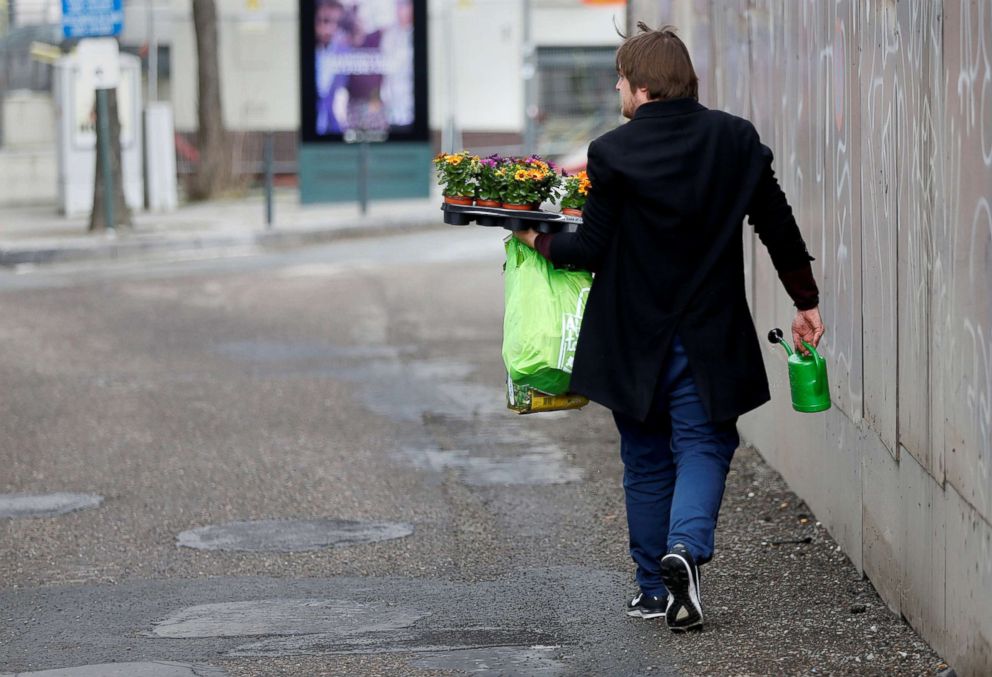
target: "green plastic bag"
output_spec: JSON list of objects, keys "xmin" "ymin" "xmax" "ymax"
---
[{"xmin": 502, "ymin": 237, "xmax": 593, "ymax": 396}]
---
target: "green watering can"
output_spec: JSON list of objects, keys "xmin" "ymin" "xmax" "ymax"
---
[{"xmin": 767, "ymin": 328, "xmax": 831, "ymax": 413}]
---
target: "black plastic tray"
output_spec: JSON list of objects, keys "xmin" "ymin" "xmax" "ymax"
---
[{"xmin": 441, "ymin": 203, "xmax": 581, "ymax": 233}]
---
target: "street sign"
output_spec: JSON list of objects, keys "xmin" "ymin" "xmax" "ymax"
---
[{"xmin": 62, "ymin": 0, "xmax": 123, "ymax": 40}]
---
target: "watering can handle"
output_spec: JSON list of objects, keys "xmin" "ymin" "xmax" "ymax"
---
[{"xmin": 801, "ymin": 340, "xmax": 822, "ymax": 363}]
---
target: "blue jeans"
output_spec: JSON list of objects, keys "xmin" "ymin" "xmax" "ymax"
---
[{"xmin": 613, "ymin": 337, "xmax": 739, "ymax": 597}]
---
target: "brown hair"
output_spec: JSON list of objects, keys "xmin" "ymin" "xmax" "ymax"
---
[{"xmin": 615, "ymin": 22, "xmax": 698, "ymax": 101}]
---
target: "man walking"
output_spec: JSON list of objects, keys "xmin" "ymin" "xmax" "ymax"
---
[{"xmin": 514, "ymin": 24, "xmax": 824, "ymax": 631}]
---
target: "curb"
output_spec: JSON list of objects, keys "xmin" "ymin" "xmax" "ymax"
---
[{"xmin": 0, "ymin": 215, "xmax": 446, "ymax": 268}]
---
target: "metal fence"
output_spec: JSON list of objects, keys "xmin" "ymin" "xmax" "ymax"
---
[
  {"xmin": 535, "ymin": 46, "xmax": 619, "ymax": 159},
  {"xmin": 0, "ymin": 0, "xmax": 59, "ymax": 94}
]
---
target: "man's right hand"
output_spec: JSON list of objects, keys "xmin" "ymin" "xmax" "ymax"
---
[{"xmin": 792, "ymin": 306, "xmax": 824, "ymax": 354}]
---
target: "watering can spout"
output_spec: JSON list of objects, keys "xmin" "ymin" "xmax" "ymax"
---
[{"xmin": 767, "ymin": 327, "xmax": 793, "ymax": 357}]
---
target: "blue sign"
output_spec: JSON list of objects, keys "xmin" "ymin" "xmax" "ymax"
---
[{"xmin": 62, "ymin": 0, "xmax": 123, "ymax": 39}]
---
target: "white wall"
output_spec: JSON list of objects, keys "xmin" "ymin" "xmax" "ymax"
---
[
  {"xmin": 171, "ymin": 0, "xmax": 300, "ymax": 131},
  {"xmin": 0, "ymin": 92, "xmax": 58, "ymax": 206},
  {"xmin": 2, "ymin": 91, "xmax": 56, "ymax": 149}
]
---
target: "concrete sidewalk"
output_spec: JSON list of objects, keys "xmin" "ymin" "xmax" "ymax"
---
[{"xmin": 0, "ymin": 191, "xmax": 444, "ymax": 267}]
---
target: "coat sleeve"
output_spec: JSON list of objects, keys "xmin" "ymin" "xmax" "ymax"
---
[
  {"xmin": 746, "ymin": 142, "xmax": 814, "ymax": 272},
  {"xmin": 746, "ymin": 138, "xmax": 820, "ymax": 309},
  {"xmin": 547, "ymin": 138, "xmax": 618, "ymax": 272}
]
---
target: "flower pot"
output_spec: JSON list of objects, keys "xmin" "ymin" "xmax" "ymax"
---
[
  {"xmin": 444, "ymin": 195, "xmax": 474, "ymax": 206},
  {"xmin": 502, "ymin": 202, "xmax": 538, "ymax": 211},
  {"xmin": 562, "ymin": 208, "xmax": 583, "ymax": 217},
  {"xmin": 475, "ymin": 199, "xmax": 501, "ymax": 207}
]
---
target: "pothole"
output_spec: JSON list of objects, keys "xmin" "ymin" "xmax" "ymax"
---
[
  {"xmin": 176, "ymin": 518, "xmax": 413, "ymax": 552},
  {"xmin": 150, "ymin": 598, "xmax": 425, "ymax": 639},
  {"xmin": 226, "ymin": 627, "xmax": 558, "ymax": 658},
  {"xmin": 0, "ymin": 493, "xmax": 103, "ymax": 519},
  {"xmin": 0, "ymin": 662, "xmax": 227, "ymax": 677}
]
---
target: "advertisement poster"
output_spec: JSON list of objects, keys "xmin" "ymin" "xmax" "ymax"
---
[{"xmin": 299, "ymin": 0, "xmax": 427, "ymax": 142}]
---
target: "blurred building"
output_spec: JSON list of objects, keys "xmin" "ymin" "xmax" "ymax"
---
[{"xmin": 0, "ymin": 0, "xmax": 626, "ymax": 206}]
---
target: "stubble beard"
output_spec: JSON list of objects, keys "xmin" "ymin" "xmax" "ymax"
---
[{"xmin": 621, "ymin": 96, "xmax": 633, "ymax": 119}]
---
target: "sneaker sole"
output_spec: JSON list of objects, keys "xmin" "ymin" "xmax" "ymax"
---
[
  {"xmin": 660, "ymin": 553, "xmax": 703, "ymax": 631},
  {"xmin": 626, "ymin": 608, "xmax": 666, "ymax": 619}
]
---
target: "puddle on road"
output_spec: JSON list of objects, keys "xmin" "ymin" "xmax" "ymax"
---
[
  {"xmin": 0, "ymin": 662, "xmax": 227, "ymax": 677},
  {"xmin": 226, "ymin": 627, "xmax": 558, "ymax": 659},
  {"xmin": 0, "ymin": 493, "xmax": 103, "ymax": 519},
  {"xmin": 151, "ymin": 598, "xmax": 426, "ymax": 639},
  {"xmin": 214, "ymin": 339, "xmax": 495, "ymax": 420},
  {"xmin": 411, "ymin": 645, "xmax": 565, "ymax": 676},
  {"xmin": 212, "ymin": 339, "xmax": 585, "ymax": 486},
  {"xmin": 176, "ymin": 518, "xmax": 413, "ymax": 552},
  {"xmin": 403, "ymin": 447, "xmax": 583, "ymax": 486}
]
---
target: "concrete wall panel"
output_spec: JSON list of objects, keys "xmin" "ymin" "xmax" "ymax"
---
[
  {"xmin": 859, "ymin": 2, "xmax": 900, "ymax": 456},
  {"xmin": 900, "ymin": 448, "xmax": 947, "ymax": 646},
  {"xmin": 941, "ymin": 0, "xmax": 992, "ymax": 524},
  {"xmin": 895, "ymin": 0, "xmax": 941, "ymax": 471},
  {"xmin": 860, "ymin": 435, "xmax": 904, "ymax": 612},
  {"xmin": 944, "ymin": 483, "xmax": 992, "ymax": 675}
]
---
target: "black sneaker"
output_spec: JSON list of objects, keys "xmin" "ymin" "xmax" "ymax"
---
[
  {"xmin": 660, "ymin": 543, "xmax": 703, "ymax": 631},
  {"xmin": 626, "ymin": 591, "xmax": 667, "ymax": 619}
]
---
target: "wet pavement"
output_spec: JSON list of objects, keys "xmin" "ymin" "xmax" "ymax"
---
[
  {"xmin": 0, "ymin": 493, "xmax": 103, "ymax": 519},
  {"xmin": 0, "ymin": 227, "xmax": 946, "ymax": 675},
  {"xmin": 176, "ymin": 518, "xmax": 415, "ymax": 552}
]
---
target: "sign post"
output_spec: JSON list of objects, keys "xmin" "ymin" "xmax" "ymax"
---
[
  {"xmin": 95, "ymin": 88, "xmax": 115, "ymax": 231},
  {"xmin": 344, "ymin": 129, "xmax": 388, "ymax": 215},
  {"xmin": 63, "ymin": 1, "xmax": 124, "ymax": 230}
]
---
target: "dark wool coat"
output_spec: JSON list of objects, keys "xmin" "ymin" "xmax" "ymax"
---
[{"xmin": 548, "ymin": 98, "xmax": 814, "ymax": 423}]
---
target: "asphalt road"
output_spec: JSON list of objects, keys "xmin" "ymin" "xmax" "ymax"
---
[{"xmin": 0, "ymin": 227, "xmax": 945, "ymax": 676}]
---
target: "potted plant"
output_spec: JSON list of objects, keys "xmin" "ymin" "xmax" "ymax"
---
[
  {"xmin": 500, "ymin": 156, "xmax": 560, "ymax": 210},
  {"xmin": 474, "ymin": 154, "xmax": 505, "ymax": 207},
  {"xmin": 559, "ymin": 170, "xmax": 590, "ymax": 217},
  {"xmin": 433, "ymin": 151, "xmax": 479, "ymax": 205}
]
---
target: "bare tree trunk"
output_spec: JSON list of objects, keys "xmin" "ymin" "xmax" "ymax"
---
[
  {"xmin": 189, "ymin": 0, "xmax": 231, "ymax": 200},
  {"xmin": 89, "ymin": 87, "xmax": 132, "ymax": 231}
]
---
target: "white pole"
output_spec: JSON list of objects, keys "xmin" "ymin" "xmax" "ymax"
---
[
  {"xmin": 522, "ymin": 0, "xmax": 536, "ymax": 156},
  {"xmin": 147, "ymin": 0, "xmax": 157, "ymax": 102},
  {"xmin": 442, "ymin": 0, "xmax": 460, "ymax": 153}
]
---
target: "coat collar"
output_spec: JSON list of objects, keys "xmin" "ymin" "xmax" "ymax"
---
[{"xmin": 632, "ymin": 98, "xmax": 705, "ymax": 119}]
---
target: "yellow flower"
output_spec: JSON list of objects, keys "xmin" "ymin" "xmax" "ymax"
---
[
  {"xmin": 446, "ymin": 155, "xmax": 463, "ymax": 166},
  {"xmin": 514, "ymin": 169, "xmax": 529, "ymax": 181}
]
